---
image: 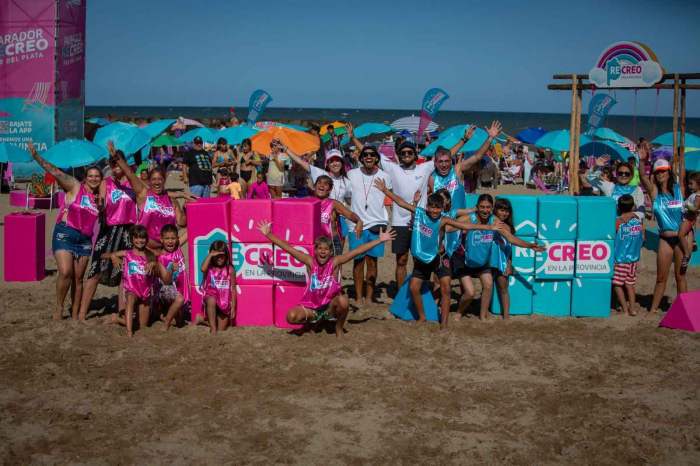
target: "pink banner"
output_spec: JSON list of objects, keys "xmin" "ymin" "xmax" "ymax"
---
[{"xmin": 56, "ymin": 0, "xmax": 86, "ymax": 141}]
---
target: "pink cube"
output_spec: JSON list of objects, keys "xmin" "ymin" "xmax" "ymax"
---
[
  {"xmin": 4, "ymin": 212, "xmax": 46, "ymax": 282},
  {"xmin": 273, "ymin": 244, "xmax": 312, "ymax": 286},
  {"xmin": 187, "ymin": 233, "xmax": 230, "ymax": 288},
  {"xmin": 230, "ymin": 199, "xmax": 272, "ymax": 243},
  {"xmin": 232, "ymin": 242, "xmax": 274, "ymax": 285},
  {"xmin": 189, "ymin": 285, "xmax": 205, "ymax": 323},
  {"xmin": 234, "ymin": 284, "xmax": 273, "ymax": 326},
  {"xmin": 273, "ymin": 284, "xmax": 304, "ymax": 329},
  {"xmin": 186, "ymin": 197, "xmax": 231, "ymax": 242},
  {"xmin": 271, "ymin": 198, "xmax": 323, "ymax": 244}
]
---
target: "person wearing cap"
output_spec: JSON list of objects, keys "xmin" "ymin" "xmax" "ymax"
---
[
  {"xmin": 347, "ymin": 123, "xmax": 435, "ymax": 291},
  {"xmin": 182, "ymin": 135, "xmax": 213, "ymax": 197},
  {"xmin": 586, "ymin": 154, "xmax": 645, "ymax": 221},
  {"xmin": 346, "ymin": 144, "xmax": 393, "ymax": 304},
  {"xmin": 638, "ymin": 143, "xmax": 688, "ymax": 317}
]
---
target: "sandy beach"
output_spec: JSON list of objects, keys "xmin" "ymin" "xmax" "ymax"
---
[{"xmin": 1, "ymin": 175, "xmax": 699, "ymax": 465}]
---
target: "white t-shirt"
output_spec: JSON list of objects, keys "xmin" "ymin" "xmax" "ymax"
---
[
  {"xmin": 346, "ymin": 167, "xmax": 392, "ymax": 231},
  {"xmin": 310, "ymin": 165, "xmax": 352, "ymax": 201},
  {"xmin": 380, "ymin": 155, "xmax": 434, "ymax": 226}
]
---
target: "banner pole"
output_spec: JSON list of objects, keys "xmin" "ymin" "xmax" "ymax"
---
[{"xmin": 568, "ymin": 75, "xmax": 577, "ymax": 195}]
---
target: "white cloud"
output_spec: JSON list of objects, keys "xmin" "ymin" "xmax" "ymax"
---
[
  {"xmin": 641, "ymin": 61, "xmax": 663, "ymax": 85},
  {"xmin": 589, "ymin": 67, "xmax": 607, "ymax": 87}
]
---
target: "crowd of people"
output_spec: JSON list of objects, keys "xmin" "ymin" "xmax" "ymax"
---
[{"xmin": 25, "ymin": 118, "xmax": 697, "ymax": 338}]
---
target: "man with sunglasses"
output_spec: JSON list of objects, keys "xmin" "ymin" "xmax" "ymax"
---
[
  {"xmin": 182, "ymin": 136, "xmax": 213, "ymax": 198},
  {"xmin": 346, "ymin": 144, "xmax": 393, "ymax": 304},
  {"xmin": 586, "ymin": 154, "xmax": 646, "ymax": 223},
  {"xmin": 348, "ymin": 123, "xmax": 435, "ymax": 291}
]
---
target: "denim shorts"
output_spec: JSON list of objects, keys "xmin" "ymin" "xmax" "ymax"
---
[
  {"xmin": 190, "ymin": 184, "xmax": 211, "ymax": 198},
  {"xmin": 52, "ymin": 221, "xmax": 93, "ymax": 257}
]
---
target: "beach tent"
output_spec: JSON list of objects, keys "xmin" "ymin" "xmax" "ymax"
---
[
  {"xmin": 659, "ymin": 290, "xmax": 700, "ymax": 332},
  {"xmin": 390, "ymin": 115, "xmax": 438, "ymax": 133}
]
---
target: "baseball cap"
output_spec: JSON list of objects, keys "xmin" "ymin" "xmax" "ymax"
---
[
  {"xmin": 398, "ymin": 141, "xmax": 417, "ymax": 152},
  {"xmin": 653, "ymin": 158, "xmax": 671, "ymax": 172},
  {"xmin": 193, "ymin": 136, "xmax": 203, "ymax": 144},
  {"xmin": 326, "ymin": 149, "xmax": 343, "ymax": 161},
  {"xmin": 359, "ymin": 143, "xmax": 379, "ymax": 158}
]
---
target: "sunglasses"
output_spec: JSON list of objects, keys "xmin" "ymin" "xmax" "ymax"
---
[
  {"xmin": 617, "ymin": 171, "xmax": 631, "ymax": 177},
  {"xmin": 400, "ymin": 150, "xmax": 415, "ymax": 156}
]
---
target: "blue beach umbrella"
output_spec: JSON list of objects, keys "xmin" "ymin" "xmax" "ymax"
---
[
  {"xmin": 341, "ymin": 123, "xmax": 396, "ymax": 145},
  {"xmin": 215, "ymin": 126, "xmax": 259, "ymax": 146},
  {"xmin": 142, "ymin": 119, "xmax": 177, "ymax": 139},
  {"xmin": 652, "ymin": 132, "xmax": 700, "ymax": 148},
  {"xmin": 515, "ymin": 127, "xmax": 547, "ymax": 144},
  {"xmin": 43, "ymin": 140, "xmax": 108, "ymax": 167},
  {"xmin": 0, "ymin": 143, "xmax": 32, "ymax": 163},
  {"xmin": 579, "ymin": 140, "xmax": 634, "ymax": 162},
  {"xmin": 422, "ymin": 126, "xmax": 497, "ymax": 156},
  {"xmin": 683, "ymin": 149, "xmax": 700, "ymax": 172},
  {"xmin": 593, "ymin": 127, "xmax": 627, "ymax": 144},
  {"xmin": 535, "ymin": 130, "xmax": 592, "ymax": 152},
  {"xmin": 85, "ymin": 118, "xmax": 110, "ymax": 126},
  {"xmin": 93, "ymin": 122, "xmax": 151, "ymax": 158},
  {"xmin": 177, "ymin": 127, "xmax": 219, "ymax": 144}
]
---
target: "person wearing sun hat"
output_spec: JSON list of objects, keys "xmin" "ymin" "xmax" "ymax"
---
[{"xmin": 637, "ymin": 143, "xmax": 687, "ymax": 318}]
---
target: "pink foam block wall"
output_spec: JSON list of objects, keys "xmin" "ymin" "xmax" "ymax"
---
[
  {"xmin": 230, "ymin": 199, "xmax": 272, "ymax": 243},
  {"xmin": 273, "ymin": 244, "xmax": 312, "ymax": 286},
  {"xmin": 234, "ymin": 284, "xmax": 273, "ymax": 326},
  {"xmin": 4, "ymin": 212, "xmax": 45, "ymax": 282},
  {"xmin": 273, "ymin": 284, "xmax": 304, "ymax": 329},
  {"xmin": 271, "ymin": 198, "xmax": 322, "ymax": 244},
  {"xmin": 186, "ymin": 197, "xmax": 231, "ymax": 241},
  {"xmin": 190, "ymin": 285, "xmax": 204, "ymax": 323},
  {"xmin": 232, "ymin": 242, "xmax": 274, "ymax": 285}
]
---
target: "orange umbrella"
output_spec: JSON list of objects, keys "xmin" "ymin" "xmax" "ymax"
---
[
  {"xmin": 320, "ymin": 121, "xmax": 345, "ymax": 135},
  {"xmin": 250, "ymin": 126, "xmax": 320, "ymax": 156}
]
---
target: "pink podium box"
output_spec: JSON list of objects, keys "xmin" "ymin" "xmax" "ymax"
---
[
  {"xmin": 234, "ymin": 284, "xmax": 273, "ymax": 326},
  {"xmin": 186, "ymin": 197, "xmax": 231, "ymax": 241},
  {"xmin": 4, "ymin": 212, "xmax": 46, "ymax": 282},
  {"xmin": 190, "ymin": 285, "xmax": 205, "ymax": 323},
  {"xmin": 188, "ymin": 229, "xmax": 230, "ymax": 288},
  {"xmin": 273, "ymin": 244, "xmax": 312, "ymax": 286},
  {"xmin": 232, "ymin": 242, "xmax": 274, "ymax": 285},
  {"xmin": 273, "ymin": 284, "xmax": 304, "ymax": 329},
  {"xmin": 230, "ymin": 199, "xmax": 272, "ymax": 243},
  {"xmin": 271, "ymin": 198, "xmax": 322, "ymax": 244}
]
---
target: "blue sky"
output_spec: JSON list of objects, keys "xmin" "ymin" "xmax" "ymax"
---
[{"xmin": 86, "ymin": 0, "xmax": 700, "ymax": 117}]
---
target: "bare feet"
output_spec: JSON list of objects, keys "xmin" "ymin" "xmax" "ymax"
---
[
  {"xmin": 103, "ymin": 314, "xmax": 119, "ymax": 326},
  {"xmin": 53, "ymin": 308, "xmax": 63, "ymax": 321},
  {"xmin": 503, "ymin": 315, "xmax": 511, "ymax": 322},
  {"xmin": 440, "ymin": 323, "xmax": 448, "ymax": 331},
  {"xmin": 644, "ymin": 309, "xmax": 660, "ymax": 318},
  {"xmin": 78, "ymin": 313, "xmax": 88, "ymax": 323},
  {"xmin": 415, "ymin": 318, "xmax": 427, "ymax": 324},
  {"xmin": 126, "ymin": 330, "xmax": 133, "ymax": 338},
  {"xmin": 335, "ymin": 326, "xmax": 344, "ymax": 339},
  {"xmin": 194, "ymin": 314, "xmax": 206, "ymax": 326}
]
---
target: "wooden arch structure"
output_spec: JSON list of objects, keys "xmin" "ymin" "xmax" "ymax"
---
[{"xmin": 547, "ymin": 73, "xmax": 700, "ymax": 194}]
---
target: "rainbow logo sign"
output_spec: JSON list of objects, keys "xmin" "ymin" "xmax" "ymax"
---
[{"xmin": 588, "ymin": 41, "xmax": 664, "ymax": 88}]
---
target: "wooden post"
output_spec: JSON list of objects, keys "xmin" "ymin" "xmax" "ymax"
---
[
  {"xmin": 680, "ymin": 79, "xmax": 686, "ymax": 185},
  {"xmin": 673, "ymin": 74, "xmax": 679, "ymax": 169},
  {"xmin": 568, "ymin": 74, "xmax": 578, "ymax": 195},
  {"xmin": 573, "ymin": 80, "xmax": 583, "ymax": 194}
]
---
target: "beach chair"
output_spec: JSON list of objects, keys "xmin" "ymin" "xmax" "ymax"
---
[
  {"xmin": 502, "ymin": 164, "xmax": 523, "ymax": 184},
  {"xmin": 26, "ymin": 173, "xmax": 54, "ymax": 210},
  {"xmin": 22, "ymin": 82, "xmax": 52, "ymax": 113},
  {"xmin": 478, "ymin": 169, "xmax": 495, "ymax": 188}
]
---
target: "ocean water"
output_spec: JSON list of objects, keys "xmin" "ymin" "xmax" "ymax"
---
[{"xmin": 85, "ymin": 106, "xmax": 700, "ymax": 142}]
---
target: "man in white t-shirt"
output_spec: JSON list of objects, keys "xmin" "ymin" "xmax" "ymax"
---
[{"xmin": 346, "ymin": 144, "xmax": 392, "ymax": 304}]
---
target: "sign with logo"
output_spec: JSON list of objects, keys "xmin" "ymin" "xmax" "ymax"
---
[
  {"xmin": 588, "ymin": 41, "xmax": 664, "ymax": 89},
  {"xmin": 535, "ymin": 240, "xmax": 575, "ymax": 279},
  {"xmin": 585, "ymin": 94, "xmax": 617, "ymax": 137},
  {"xmin": 56, "ymin": 0, "xmax": 86, "ymax": 142},
  {"xmin": 273, "ymin": 245, "xmax": 311, "ymax": 285},
  {"xmin": 231, "ymin": 239, "xmax": 274, "ymax": 284},
  {"xmin": 575, "ymin": 240, "xmax": 613, "ymax": 278},
  {"xmin": 191, "ymin": 228, "xmax": 229, "ymax": 286},
  {"xmin": 512, "ymin": 244, "xmax": 536, "ymax": 275},
  {"xmin": 246, "ymin": 89, "xmax": 273, "ymax": 126},
  {"xmin": 417, "ymin": 87, "xmax": 449, "ymax": 143}
]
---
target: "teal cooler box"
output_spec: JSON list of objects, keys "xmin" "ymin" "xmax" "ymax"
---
[
  {"xmin": 496, "ymin": 195, "xmax": 538, "ymax": 237},
  {"xmin": 491, "ymin": 274, "xmax": 534, "ymax": 315},
  {"xmin": 512, "ymin": 240, "xmax": 537, "ymax": 275},
  {"xmin": 537, "ymin": 197, "xmax": 578, "ymax": 240},
  {"xmin": 464, "ymin": 194, "xmax": 479, "ymax": 209},
  {"xmin": 571, "ymin": 278, "xmax": 611, "ymax": 318},
  {"xmin": 575, "ymin": 197, "xmax": 616, "ymax": 240},
  {"xmin": 533, "ymin": 279, "xmax": 572, "ymax": 316}
]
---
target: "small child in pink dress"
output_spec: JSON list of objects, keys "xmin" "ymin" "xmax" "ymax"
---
[
  {"xmin": 102, "ymin": 225, "xmax": 171, "ymax": 337},
  {"xmin": 198, "ymin": 240, "xmax": 237, "ymax": 334},
  {"xmin": 257, "ymin": 219, "xmax": 396, "ymax": 339}
]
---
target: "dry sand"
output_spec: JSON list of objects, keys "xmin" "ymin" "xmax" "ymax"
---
[{"xmin": 1, "ymin": 174, "xmax": 699, "ymax": 465}]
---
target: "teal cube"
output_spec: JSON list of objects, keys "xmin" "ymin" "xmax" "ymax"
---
[
  {"xmin": 575, "ymin": 197, "xmax": 616, "ymax": 240},
  {"xmin": 644, "ymin": 227, "xmax": 660, "ymax": 252},
  {"xmin": 496, "ymin": 194, "xmax": 538, "ymax": 237},
  {"xmin": 535, "ymin": 239, "xmax": 575, "ymax": 279},
  {"xmin": 571, "ymin": 278, "xmax": 611, "ymax": 318},
  {"xmin": 465, "ymin": 194, "xmax": 479, "ymax": 209},
  {"xmin": 537, "ymin": 196, "xmax": 578, "ymax": 240},
  {"xmin": 575, "ymin": 240, "xmax": 614, "ymax": 278},
  {"xmin": 491, "ymin": 274, "xmax": 534, "ymax": 315},
  {"xmin": 512, "ymin": 238, "xmax": 537, "ymax": 275},
  {"xmin": 532, "ymin": 279, "xmax": 571, "ymax": 316}
]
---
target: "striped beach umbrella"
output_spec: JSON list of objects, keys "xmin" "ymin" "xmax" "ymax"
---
[{"xmin": 390, "ymin": 115, "xmax": 438, "ymax": 133}]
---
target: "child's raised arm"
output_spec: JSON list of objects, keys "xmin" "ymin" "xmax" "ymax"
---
[
  {"xmin": 200, "ymin": 251, "xmax": 225, "ymax": 274},
  {"xmin": 334, "ymin": 226, "xmax": 396, "ymax": 267},
  {"xmin": 332, "ymin": 200, "xmax": 363, "ymax": 239},
  {"xmin": 455, "ymin": 206, "xmax": 477, "ymax": 216},
  {"xmin": 178, "ymin": 231, "xmax": 188, "ymax": 247},
  {"xmin": 497, "ymin": 229, "xmax": 546, "ymax": 252},
  {"xmin": 373, "ymin": 178, "xmax": 416, "ymax": 213},
  {"xmin": 161, "ymin": 260, "xmax": 178, "ymax": 286},
  {"xmin": 257, "ymin": 220, "xmax": 313, "ymax": 269},
  {"xmin": 28, "ymin": 141, "xmax": 80, "ymax": 195}
]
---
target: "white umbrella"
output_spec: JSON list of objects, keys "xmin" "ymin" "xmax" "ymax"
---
[
  {"xmin": 390, "ymin": 114, "xmax": 439, "ymax": 133},
  {"xmin": 174, "ymin": 117, "xmax": 204, "ymax": 128}
]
